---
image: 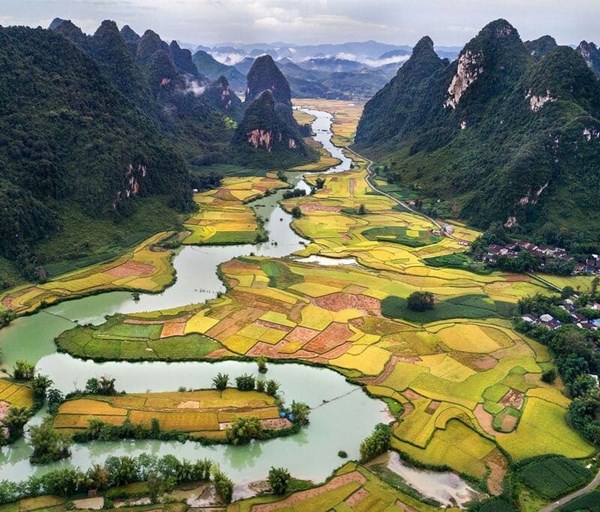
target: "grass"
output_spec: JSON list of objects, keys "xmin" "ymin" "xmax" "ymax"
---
[
  {"xmin": 518, "ymin": 455, "xmax": 593, "ymax": 500},
  {"xmin": 424, "ymin": 253, "xmax": 492, "ymax": 275}
]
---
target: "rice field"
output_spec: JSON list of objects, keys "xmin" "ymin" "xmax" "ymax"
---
[
  {"xmin": 0, "ymin": 231, "xmax": 176, "ymax": 316},
  {"xmin": 51, "ymin": 100, "xmax": 598, "ymax": 498},
  {"xmin": 184, "ymin": 174, "xmax": 289, "ymax": 245},
  {"xmin": 0, "ymin": 379, "xmax": 34, "ymax": 410},
  {"xmin": 230, "ymin": 462, "xmax": 443, "ymax": 512},
  {"xmin": 54, "ymin": 389, "xmax": 282, "ymax": 438}
]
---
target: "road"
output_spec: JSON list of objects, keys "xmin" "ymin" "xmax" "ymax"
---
[
  {"xmin": 344, "ymin": 147, "xmax": 457, "ymax": 239},
  {"xmin": 540, "ymin": 467, "xmax": 600, "ymax": 511}
]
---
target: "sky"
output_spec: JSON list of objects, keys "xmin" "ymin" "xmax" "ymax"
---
[{"xmin": 0, "ymin": 0, "xmax": 598, "ymax": 47}]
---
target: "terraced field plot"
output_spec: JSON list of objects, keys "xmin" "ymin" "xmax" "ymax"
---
[
  {"xmin": 0, "ymin": 232, "xmax": 176, "ymax": 316},
  {"xmin": 230, "ymin": 462, "xmax": 443, "ymax": 512},
  {"xmin": 50, "ymin": 99, "xmax": 597, "ymax": 500},
  {"xmin": 0, "ymin": 379, "xmax": 34, "ymax": 413},
  {"xmin": 54, "ymin": 389, "xmax": 284, "ymax": 441},
  {"xmin": 184, "ymin": 174, "xmax": 289, "ymax": 245},
  {"xmin": 57, "ymin": 255, "xmax": 594, "ymax": 479}
]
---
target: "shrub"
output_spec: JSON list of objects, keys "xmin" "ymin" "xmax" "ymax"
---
[
  {"xmin": 13, "ymin": 360, "xmax": 35, "ymax": 380},
  {"xmin": 541, "ymin": 368, "xmax": 557, "ymax": 383},
  {"xmin": 226, "ymin": 417, "xmax": 263, "ymax": 445},
  {"xmin": 212, "ymin": 373, "xmax": 229, "ymax": 391},
  {"xmin": 235, "ymin": 373, "xmax": 255, "ymax": 391},
  {"xmin": 29, "ymin": 418, "xmax": 71, "ymax": 464},
  {"xmin": 212, "ymin": 469, "xmax": 233, "ymax": 504},
  {"xmin": 268, "ymin": 467, "xmax": 291, "ymax": 495},
  {"xmin": 359, "ymin": 423, "xmax": 392, "ymax": 463}
]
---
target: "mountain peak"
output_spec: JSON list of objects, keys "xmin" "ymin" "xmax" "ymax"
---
[
  {"xmin": 48, "ymin": 18, "xmax": 67, "ymax": 31},
  {"xmin": 525, "ymin": 35, "xmax": 558, "ymax": 60},
  {"xmin": 414, "ymin": 36, "xmax": 434, "ymax": 52},
  {"xmin": 120, "ymin": 25, "xmax": 140, "ymax": 43},
  {"xmin": 483, "ymin": 18, "xmax": 518, "ymax": 38},
  {"xmin": 169, "ymin": 40, "xmax": 201, "ymax": 78},
  {"xmin": 577, "ymin": 40, "xmax": 600, "ymax": 77},
  {"xmin": 245, "ymin": 54, "xmax": 292, "ymax": 106}
]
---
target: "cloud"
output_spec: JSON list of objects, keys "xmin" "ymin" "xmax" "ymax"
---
[{"xmin": 0, "ymin": 0, "xmax": 598, "ymax": 46}]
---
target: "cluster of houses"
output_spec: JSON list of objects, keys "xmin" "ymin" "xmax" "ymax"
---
[
  {"xmin": 481, "ymin": 241, "xmax": 600, "ymax": 275},
  {"xmin": 522, "ymin": 298, "xmax": 600, "ymax": 332}
]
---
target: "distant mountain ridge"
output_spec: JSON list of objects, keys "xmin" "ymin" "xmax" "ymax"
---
[{"xmin": 355, "ymin": 19, "xmax": 600, "ymax": 242}]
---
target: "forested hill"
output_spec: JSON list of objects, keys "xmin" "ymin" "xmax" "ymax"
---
[
  {"xmin": 355, "ymin": 19, "xmax": 600, "ymax": 243},
  {"xmin": 0, "ymin": 25, "xmax": 196, "ymax": 284}
]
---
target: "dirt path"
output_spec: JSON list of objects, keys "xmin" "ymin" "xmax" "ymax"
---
[{"xmin": 346, "ymin": 148, "xmax": 456, "ymax": 239}]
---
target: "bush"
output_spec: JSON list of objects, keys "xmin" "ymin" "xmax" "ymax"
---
[
  {"xmin": 212, "ymin": 373, "xmax": 229, "ymax": 391},
  {"xmin": 29, "ymin": 417, "xmax": 71, "ymax": 464},
  {"xmin": 13, "ymin": 360, "xmax": 35, "ymax": 380},
  {"xmin": 359, "ymin": 423, "xmax": 392, "ymax": 463},
  {"xmin": 268, "ymin": 467, "xmax": 291, "ymax": 495},
  {"xmin": 541, "ymin": 368, "xmax": 557, "ymax": 383},
  {"xmin": 212, "ymin": 469, "xmax": 233, "ymax": 504},
  {"xmin": 226, "ymin": 417, "xmax": 263, "ymax": 445},
  {"xmin": 235, "ymin": 373, "xmax": 255, "ymax": 391}
]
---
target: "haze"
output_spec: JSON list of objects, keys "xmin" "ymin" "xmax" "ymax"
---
[{"xmin": 0, "ymin": 0, "xmax": 598, "ymax": 47}]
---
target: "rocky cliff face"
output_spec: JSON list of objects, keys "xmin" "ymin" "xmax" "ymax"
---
[
  {"xmin": 577, "ymin": 41, "xmax": 600, "ymax": 77},
  {"xmin": 355, "ymin": 19, "xmax": 600, "ymax": 240},
  {"xmin": 233, "ymin": 90, "xmax": 311, "ymax": 166}
]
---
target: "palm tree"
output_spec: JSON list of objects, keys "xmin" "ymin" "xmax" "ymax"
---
[{"xmin": 87, "ymin": 464, "xmax": 110, "ymax": 490}]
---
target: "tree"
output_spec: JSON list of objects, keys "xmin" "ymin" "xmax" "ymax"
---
[
  {"xmin": 212, "ymin": 373, "xmax": 229, "ymax": 391},
  {"xmin": 266, "ymin": 380, "xmax": 279, "ymax": 397},
  {"xmin": 561, "ymin": 286, "xmax": 575, "ymax": 299},
  {"xmin": 212, "ymin": 469, "xmax": 233, "ymax": 504},
  {"xmin": 46, "ymin": 388, "xmax": 64, "ymax": 414},
  {"xmin": 235, "ymin": 373, "xmax": 255, "ymax": 391},
  {"xmin": 31, "ymin": 374, "xmax": 53, "ymax": 400},
  {"xmin": 357, "ymin": 203, "xmax": 366, "ymax": 215},
  {"xmin": 268, "ymin": 467, "xmax": 291, "ymax": 495},
  {"xmin": 406, "ymin": 291, "xmax": 435, "ymax": 312},
  {"xmin": 147, "ymin": 473, "xmax": 165, "ymax": 503},
  {"xmin": 592, "ymin": 277, "xmax": 600, "ymax": 299},
  {"xmin": 359, "ymin": 423, "xmax": 392, "ymax": 463},
  {"xmin": 291, "ymin": 206, "xmax": 302, "ymax": 219},
  {"xmin": 226, "ymin": 417, "xmax": 263, "ymax": 445},
  {"xmin": 13, "ymin": 360, "xmax": 35, "ymax": 380},
  {"xmin": 1, "ymin": 406, "xmax": 30, "ymax": 442},
  {"xmin": 290, "ymin": 401, "xmax": 310, "ymax": 425},
  {"xmin": 87, "ymin": 464, "xmax": 110, "ymax": 491},
  {"xmin": 29, "ymin": 417, "xmax": 71, "ymax": 464},
  {"xmin": 85, "ymin": 376, "xmax": 117, "ymax": 395},
  {"xmin": 104, "ymin": 455, "xmax": 139, "ymax": 486},
  {"xmin": 568, "ymin": 374, "xmax": 597, "ymax": 399},
  {"xmin": 256, "ymin": 356, "xmax": 268, "ymax": 374},
  {"xmin": 541, "ymin": 368, "xmax": 557, "ymax": 384}
]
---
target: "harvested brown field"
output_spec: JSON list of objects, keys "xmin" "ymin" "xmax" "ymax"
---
[
  {"xmin": 499, "ymin": 389, "xmax": 524, "ymax": 409},
  {"xmin": 105, "ymin": 261, "xmax": 154, "ymax": 278},
  {"xmin": 314, "ymin": 292, "xmax": 380, "ymax": 313}
]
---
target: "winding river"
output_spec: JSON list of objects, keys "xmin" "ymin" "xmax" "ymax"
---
[
  {"xmin": 0, "ymin": 110, "xmax": 387, "ymax": 494},
  {"xmin": 0, "ymin": 108, "xmax": 478, "ymax": 505}
]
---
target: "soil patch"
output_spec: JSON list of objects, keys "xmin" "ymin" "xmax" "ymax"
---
[
  {"xmin": 402, "ymin": 389, "xmax": 424, "ymax": 401},
  {"xmin": 345, "ymin": 487, "xmax": 369, "ymax": 506},
  {"xmin": 500, "ymin": 415, "xmax": 518, "ymax": 432},
  {"xmin": 160, "ymin": 321, "xmax": 187, "ymax": 338},
  {"xmin": 474, "ymin": 404, "xmax": 496, "ymax": 436},
  {"xmin": 304, "ymin": 322, "xmax": 354, "ymax": 353},
  {"xmin": 105, "ymin": 261, "xmax": 154, "ymax": 278},
  {"xmin": 425, "ymin": 401, "xmax": 440, "ymax": 414},
  {"xmin": 285, "ymin": 326, "xmax": 320, "ymax": 343},
  {"xmin": 314, "ymin": 292, "xmax": 380, "ymax": 313},
  {"xmin": 499, "ymin": 389, "xmax": 524, "ymax": 409}
]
